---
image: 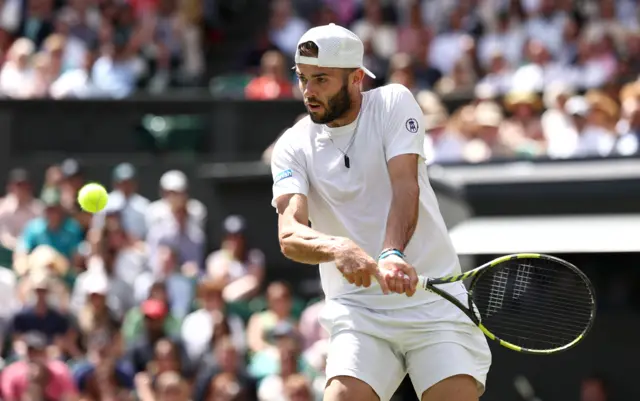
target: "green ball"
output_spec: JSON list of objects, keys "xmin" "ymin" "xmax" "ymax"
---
[{"xmin": 77, "ymin": 183, "xmax": 109, "ymax": 213}]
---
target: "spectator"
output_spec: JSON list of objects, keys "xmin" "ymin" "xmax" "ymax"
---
[
  {"xmin": 192, "ymin": 337, "xmax": 257, "ymax": 401},
  {"xmin": 122, "ymin": 283, "xmax": 181, "ymax": 346},
  {"xmin": 71, "ymin": 330, "xmax": 135, "ymax": 400},
  {"xmin": 245, "ymin": 50, "xmax": 295, "ymax": 100},
  {"xmin": 0, "ymin": 38, "xmax": 35, "ymax": 98},
  {"xmin": 146, "ymin": 199, "xmax": 205, "ymax": 277},
  {"xmin": 8, "ymin": 269, "xmax": 72, "ymax": 359},
  {"xmin": 268, "ymin": 0, "xmax": 309, "ymax": 57},
  {"xmin": 0, "ymin": 331, "xmax": 78, "ymax": 401},
  {"xmin": 0, "ymin": 168, "xmax": 43, "ymax": 254},
  {"xmin": 542, "ymin": 82, "xmax": 577, "ymax": 159},
  {"xmin": 351, "ymin": 0, "xmax": 398, "ymax": 60},
  {"xmin": 146, "ymin": 170, "xmax": 207, "ymax": 232},
  {"xmin": 89, "ymin": 213, "xmax": 148, "ymax": 296},
  {"xmin": 74, "ymin": 272, "xmax": 123, "ymax": 339},
  {"xmin": 91, "ymin": 29, "xmax": 142, "ymax": 99},
  {"xmin": 135, "ymin": 244, "xmax": 194, "ymax": 320},
  {"xmin": 94, "ymin": 163, "xmax": 150, "ymax": 241},
  {"xmin": 13, "ymin": 187, "xmax": 84, "ymax": 277},
  {"xmin": 206, "ymin": 215, "xmax": 265, "ymax": 303},
  {"xmin": 297, "ymin": 300, "xmax": 326, "ymax": 351},
  {"xmin": 615, "ymin": 82, "xmax": 640, "ymax": 156},
  {"xmin": 247, "ymin": 282, "xmax": 298, "ymax": 355},
  {"xmin": 499, "ymin": 90, "xmax": 545, "ymax": 157},
  {"xmin": 152, "ymin": 370, "xmax": 191, "ymax": 401},
  {"xmin": 181, "ymin": 279, "xmax": 246, "ymax": 363}
]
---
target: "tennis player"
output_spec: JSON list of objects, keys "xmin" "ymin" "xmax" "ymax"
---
[{"xmin": 270, "ymin": 23, "xmax": 492, "ymax": 401}]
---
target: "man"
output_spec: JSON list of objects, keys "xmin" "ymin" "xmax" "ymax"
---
[
  {"xmin": 1, "ymin": 331, "xmax": 79, "ymax": 401},
  {"xmin": 0, "ymin": 168, "xmax": 44, "ymax": 253},
  {"xmin": 145, "ymin": 169, "xmax": 207, "ymax": 232},
  {"xmin": 270, "ymin": 24, "xmax": 491, "ymax": 401},
  {"xmin": 93, "ymin": 163, "xmax": 150, "ymax": 240},
  {"xmin": 14, "ymin": 187, "xmax": 84, "ymax": 276}
]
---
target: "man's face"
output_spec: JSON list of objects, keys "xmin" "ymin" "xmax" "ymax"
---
[
  {"xmin": 45, "ymin": 205, "xmax": 64, "ymax": 228},
  {"xmin": 296, "ymin": 64, "xmax": 355, "ymax": 125}
]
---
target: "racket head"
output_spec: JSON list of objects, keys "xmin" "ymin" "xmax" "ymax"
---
[{"xmin": 468, "ymin": 253, "xmax": 596, "ymax": 354}]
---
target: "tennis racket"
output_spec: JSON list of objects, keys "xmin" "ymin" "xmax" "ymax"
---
[{"xmin": 416, "ymin": 253, "xmax": 596, "ymax": 354}]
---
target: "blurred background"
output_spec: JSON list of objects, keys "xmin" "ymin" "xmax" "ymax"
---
[{"xmin": 0, "ymin": 0, "xmax": 637, "ymax": 400}]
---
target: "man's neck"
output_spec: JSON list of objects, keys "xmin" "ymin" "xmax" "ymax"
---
[{"xmin": 327, "ymin": 92, "xmax": 363, "ymax": 128}]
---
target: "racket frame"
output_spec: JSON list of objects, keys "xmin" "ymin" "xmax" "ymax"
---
[{"xmin": 418, "ymin": 253, "xmax": 597, "ymax": 355}]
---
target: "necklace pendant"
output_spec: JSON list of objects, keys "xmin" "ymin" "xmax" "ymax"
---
[{"xmin": 344, "ymin": 155, "xmax": 350, "ymax": 168}]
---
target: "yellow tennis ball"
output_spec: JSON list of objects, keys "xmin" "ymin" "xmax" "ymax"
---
[{"xmin": 77, "ymin": 183, "xmax": 109, "ymax": 213}]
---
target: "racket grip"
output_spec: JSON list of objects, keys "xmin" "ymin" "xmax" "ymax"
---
[{"xmin": 417, "ymin": 275, "xmax": 428, "ymax": 290}]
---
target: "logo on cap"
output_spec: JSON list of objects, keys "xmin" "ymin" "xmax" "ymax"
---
[{"xmin": 406, "ymin": 118, "xmax": 419, "ymax": 133}]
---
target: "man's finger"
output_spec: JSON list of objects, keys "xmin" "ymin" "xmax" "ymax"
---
[
  {"xmin": 374, "ymin": 269, "xmax": 389, "ymax": 294},
  {"xmin": 354, "ymin": 273, "xmax": 363, "ymax": 287},
  {"xmin": 362, "ymin": 273, "xmax": 371, "ymax": 288},
  {"xmin": 403, "ymin": 266, "xmax": 419, "ymax": 293},
  {"xmin": 343, "ymin": 273, "xmax": 355, "ymax": 284}
]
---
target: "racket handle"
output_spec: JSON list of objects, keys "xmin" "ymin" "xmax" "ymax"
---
[{"xmin": 417, "ymin": 275, "xmax": 428, "ymax": 290}]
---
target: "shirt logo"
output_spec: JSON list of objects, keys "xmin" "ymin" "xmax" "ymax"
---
[
  {"xmin": 274, "ymin": 169, "xmax": 293, "ymax": 184},
  {"xmin": 406, "ymin": 118, "xmax": 419, "ymax": 133}
]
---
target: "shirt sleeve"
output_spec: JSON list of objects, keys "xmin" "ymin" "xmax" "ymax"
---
[
  {"xmin": 382, "ymin": 84, "xmax": 426, "ymax": 162},
  {"xmin": 270, "ymin": 132, "xmax": 309, "ymax": 208}
]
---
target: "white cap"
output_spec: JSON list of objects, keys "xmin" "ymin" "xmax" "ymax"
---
[
  {"xmin": 160, "ymin": 170, "xmax": 188, "ymax": 192},
  {"xmin": 295, "ymin": 23, "xmax": 376, "ymax": 79},
  {"xmin": 565, "ymin": 96, "xmax": 590, "ymax": 117}
]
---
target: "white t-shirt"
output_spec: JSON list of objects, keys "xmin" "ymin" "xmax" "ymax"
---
[{"xmin": 270, "ymin": 84, "xmax": 465, "ymax": 310}]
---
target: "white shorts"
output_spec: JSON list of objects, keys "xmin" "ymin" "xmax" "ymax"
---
[{"xmin": 319, "ymin": 295, "xmax": 492, "ymax": 401}]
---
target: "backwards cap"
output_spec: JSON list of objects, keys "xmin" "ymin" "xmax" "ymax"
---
[{"xmin": 295, "ymin": 23, "xmax": 376, "ymax": 79}]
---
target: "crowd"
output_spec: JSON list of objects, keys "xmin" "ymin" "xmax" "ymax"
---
[
  {"xmin": 244, "ymin": 0, "xmax": 640, "ymax": 163},
  {"xmin": 0, "ymin": 159, "xmax": 328, "ymax": 401},
  {"xmin": 0, "ymin": 0, "xmax": 206, "ymax": 98}
]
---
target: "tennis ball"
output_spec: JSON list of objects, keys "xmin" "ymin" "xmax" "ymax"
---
[{"xmin": 77, "ymin": 183, "xmax": 109, "ymax": 213}]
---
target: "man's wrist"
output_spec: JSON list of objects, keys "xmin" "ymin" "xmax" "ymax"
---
[{"xmin": 378, "ymin": 248, "xmax": 406, "ymax": 261}]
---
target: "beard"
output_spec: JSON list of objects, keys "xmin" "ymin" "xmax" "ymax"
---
[{"xmin": 306, "ymin": 81, "xmax": 352, "ymax": 125}]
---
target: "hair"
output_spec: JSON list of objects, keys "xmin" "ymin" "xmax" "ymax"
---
[
  {"xmin": 297, "ymin": 41, "xmax": 319, "ymax": 58},
  {"xmin": 267, "ymin": 281, "xmax": 292, "ymax": 299}
]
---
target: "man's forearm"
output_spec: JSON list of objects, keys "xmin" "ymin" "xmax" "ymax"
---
[
  {"xmin": 383, "ymin": 181, "xmax": 419, "ymax": 252},
  {"xmin": 279, "ymin": 221, "xmax": 346, "ymax": 265}
]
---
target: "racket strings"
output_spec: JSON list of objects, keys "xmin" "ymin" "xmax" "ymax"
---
[{"xmin": 472, "ymin": 259, "xmax": 594, "ymax": 350}]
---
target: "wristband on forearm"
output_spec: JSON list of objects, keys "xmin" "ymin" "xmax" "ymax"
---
[{"xmin": 378, "ymin": 248, "xmax": 406, "ymax": 261}]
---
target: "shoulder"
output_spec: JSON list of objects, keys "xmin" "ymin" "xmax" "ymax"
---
[
  {"xmin": 369, "ymin": 83, "xmax": 416, "ymax": 108},
  {"xmin": 274, "ymin": 116, "xmax": 313, "ymax": 151},
  {"xmin": 48, "ymin": 359, "xmax": 73, "ymax": 374},
  {"xmin": 24, "ymin": 218, "xmax": 45, "ymax": 233},
  {"xmin": 63, "ymin": 217, "xmax": 83, "ymax": 233}
]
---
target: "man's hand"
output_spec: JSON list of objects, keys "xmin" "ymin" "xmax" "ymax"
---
[
  {"xmin": 335, "ymin": 239, "xmax": 389, "ymax": 294},
  {"xmin": 378, "ymin": 255, "xmax": 418, "ymax": 296}
]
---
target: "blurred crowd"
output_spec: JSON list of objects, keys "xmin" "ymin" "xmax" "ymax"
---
[
  {"xmin": 242, "ymin": 0, "xmax": 640, "ymax": 163},
  {"xmin": 0, "ymin": 0, "xmax": 207, "ymax": 99},
  {"xmin": 0, "ymin": 159, "xmax": 328, "ymax": 401}
]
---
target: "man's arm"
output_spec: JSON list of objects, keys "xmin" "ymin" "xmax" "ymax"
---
[
  {"xmin": 382, "ymin": 154, "xmax": 420, "ymax": 252},
  {"xmin": 276, "ymin": 193, "xmax": 347, "ymax": 265}
]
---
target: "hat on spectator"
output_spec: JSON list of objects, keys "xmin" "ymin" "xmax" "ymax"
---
[
  {"xmin": 475, "ymin": 102, "xmax": 504, "ymax": 127},
  {"xmin": 585, "ymin": 90, "xmax": 619, "ymax": 121},
  {"xmin": 23, "ymin": 331, "xmax": 47, "ymax": 350},
  {"xmin": 28, "ymin": 245, "xmax": 70, "ymax": 276},
  {"xmin": 85, "ymin": 273, "xmax": 109, "ymax": 295},
  {"xmin": 565, "ymin": 96, "xmax": 590, "ymax": 117},
  {"xmin": 29, "ymin": 269, "xmax": 52, "ymax": 290},
  {"xmin": 160, "ymin": 170, "xmax": 188, "ymax": 192},
  {"xmin": 295, "ymin": 23, "xmax": 376, "ymax": 78},
  {"xmin": 113, "ymin": 163, "xmax": 137, "ymax": 182},
  {"xmin": 504, "ymin": 91, "xmax": 542, "ymax": 112},
  {"xmin": 61, "ymin": 158, "xmax": 84, "ymax": 178},
  {"xmin": 40, "ymin": 187, "xmax": 62, "ymax": 207},
  {"xmin": 543, "ymin": 82, "xmax": 575, "ymax": 109},
  {"xmin": 8, "ymin": 168, "xmax": 30, "ymax": 183},
  {"xmin": 141, "ymin": 299, "xmax": 168, "ymax": 319},
  {"xmin": 224, "ymin": 215, "xmax": 246, "ymax": 234}
]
